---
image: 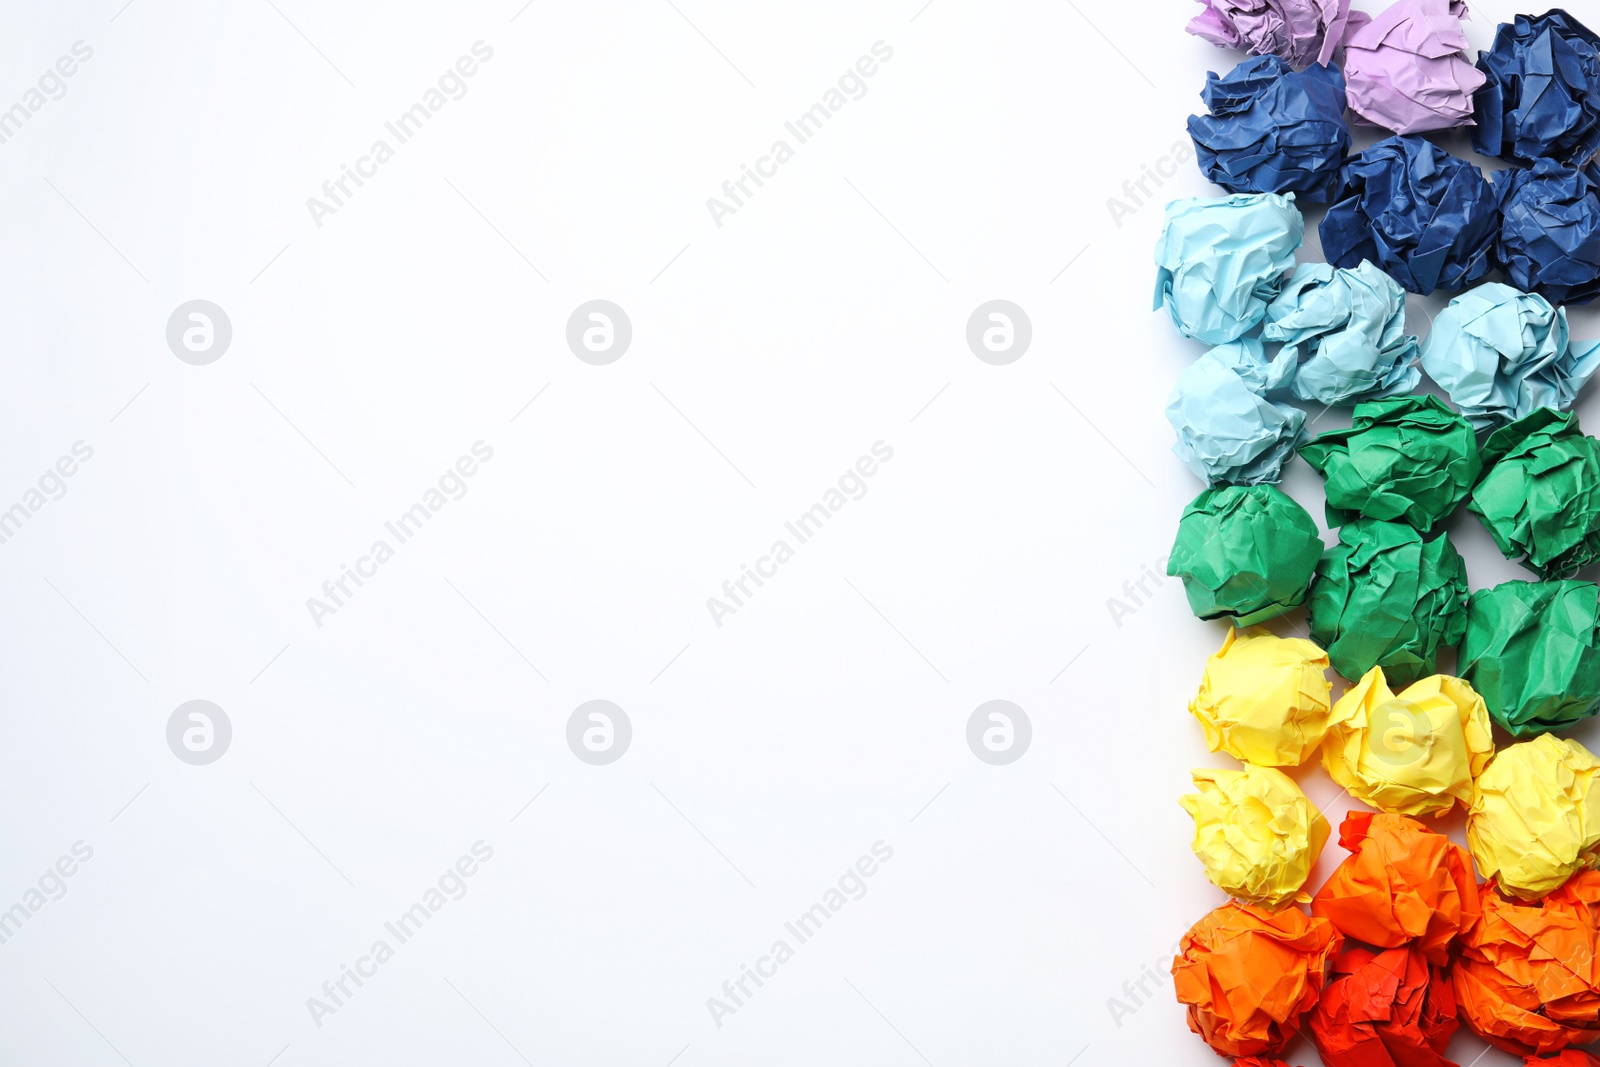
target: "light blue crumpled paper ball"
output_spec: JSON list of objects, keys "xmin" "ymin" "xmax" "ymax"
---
[
  {"xmin": 1419, "ymin": 281, "xmax": 1600, "ymax": 429},
  {"xmin": 1154, "ymin": 192, "xmax": 1305, "ymax": 345},
  {"xmin": 1262, "ymin": 259, "xmax": 1421, "ymax": 404},
  {"xmin": 1167, "ymin": 337, "xmax": 1308, "ymax": 485}
]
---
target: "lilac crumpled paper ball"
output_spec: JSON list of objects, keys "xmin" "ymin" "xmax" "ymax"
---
[
  {"xmin": 1473, "ymin": 9, "xmax": 1600, "ymax": 165},
  {"xmin": 1188, "ymin": 56, "xmax": 1351, "ymax": 201},
  {"xmin": 1320, "ymin": 135, "xmax": 1499, "ymax": 296},
  {"xmin": 1167, "ymin": 337, "xmax": 1308, "ymax": 485},
  {"xmin": 1263, "ymin": 260, "xmax": 1421, "ymax": 404},
  {"xmin": 1493, "ymin": 158, "xmax": 1600, "ymax": 306},
  {"xmin": 1187, "ymin": 0, "xmax": 1352, "ymax": 69},
  {"xmin": 1340, "ymin": 0, "xmax": 1485, "ymax": 135},
  {"xmin": 1420, "ymin": 282, "xmax": 1600, "ymax": 428}
]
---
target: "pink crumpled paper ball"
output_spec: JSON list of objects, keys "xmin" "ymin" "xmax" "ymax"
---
[
  {"xmin": 1188, "ymin": 0, "xmax": 1352, "ymax": 69},
  {"xmin": 1341, "ymin": 0, "xmax": 1486, "ymax": 134}
]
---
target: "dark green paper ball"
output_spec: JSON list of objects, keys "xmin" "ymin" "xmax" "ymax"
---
[
  {"xmin": 1307, "ymin": 519, "xmax": 1469, "ymax": 687},
  {"xmin": 1167, "ymin": 484, "xmax": 1323, "ymax": 626},
  {"xmin": 1299, "ymin": 394, "xmax": 1480, "ymax": 532},
  {"xmin": 1468, "ymin": 407, "xmax": 1600, "ymax": 579},
  {"xmin": 1459, "ymin": 579, "xmax": 1600, "ymax": 737}
]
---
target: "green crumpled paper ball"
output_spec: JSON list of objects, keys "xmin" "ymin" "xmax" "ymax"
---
[
  {"xmin": 1307, "ymin": 519, "xmax": 1469, "ymax": 687},
  {"xmin": 1468, "ymin": 407, "xmax": 1600, "ymax": 578},
  {"xmin": 1167, "ymin": 484, "xmax": 1323, "ymax": 626},
  {"xmin": 1459, "ymin": 579, "xmax": 1600, "ymax": 737},
  {"xmin": 1299, "ymin": 394, "xmax": 1480, "ymax": 532}
]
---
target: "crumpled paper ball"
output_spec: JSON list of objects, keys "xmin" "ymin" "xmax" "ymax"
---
[
  {"xmin": 1308, "ymin": 943, "xmax": 1458, "ymax": 1067},
  {"xmin": 1186, "ymin": 0, "xmax": 1351, "ymax": 68},
  {"xmin": 1307, "ymin": 519, "xmax": 1469, "ymax": 688},
  {"xmin": 1522, "ymin": 1052, "xmax": 1600, "ymax": 1066},
  {"xmin": 1467, "ymin": 734, "xmax": 1600, "ymax": 901},
  {"xmin": 1321, "ymin": 135, "xmax": 1499, "ymax": 295},
  {"xmin": 1321, "ymin": 668, "xmax": 1494, "ymax": 818},
  {"xmin": 1172, "ymin": 899, "xmax": 1342, "ymax": 1058},
  {"xmin": 1167, "ymin": 337, "xmax": 1307, "ymax": 485},
  {"xmin": 1311, "ymin": 811, "xmax": 1480, "ymax": 965},
  {"xmin": 1461, "ymin": 579, "xmax": 1600, "ymax": 738},
  {"xmin": 1190, "ymin": 626, "xmax": 1334, "ymax": 766},
  {"xmin": 1262, "ymin": 260, "xmax": 1421, "ymax": 404},
  {"xmin": 1493, "ymin": 158, "xmax": 1600, "ymax": 306},
  {"xmin": 1455, "ymin": 871, "xmax": 1600, "ymax": 1054},
  {"xmin": 1468, "ymin": 408, "xmax": 1600, "ymax": 579},
  {"xmin": 1299, "ymin": 394, "xmax": 1480, "ymax": 532},
  {"xmin": 1188, "ymin": 56, "xmax": 1351, "ymax": 201},
  {"xmin": 1169, "ymin": 484, "xmax": 1324, "ymax": 625},
  {"xmin": 1419, "ymin": 282, "xmax": 1600, "ymax": 429},
  {"xmin": 1473, "ymin": 9, "xmax": 1600, "ymax": 166},
  {"xmin": 1340, "ymin": 0, "xmax": 1485, "ymax": 135},
  {"xmin": 1181, "ymin": 765, "xmax": 1329, "ymax": 908},
  {"xmin": 1155, "ymin": 192, "xmax": 1305, "ymax": 344}
]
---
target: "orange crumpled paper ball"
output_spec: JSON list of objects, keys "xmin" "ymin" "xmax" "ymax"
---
[
  {"xmin": 1308, "ymin": 943, "xmax": 1457, "ymax": 1067},
  {"xmin": 1172, "ymin": 899, "xmax": 1342, "ymax": 1057},
  {"xmin": 1455, "ymin": 871, "xmax": 1600, "ymax": 1055},
  {"xmin": 1233, "ymin": 1059, "xmax": 1294, "ymax": 1067},
  {"xmin": 1311, "ymin": 811, "xmax": 1481, "ymax": 964}
]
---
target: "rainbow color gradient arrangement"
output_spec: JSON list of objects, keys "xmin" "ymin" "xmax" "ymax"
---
[{"xmin": 1158, "ymin": 4, "xmax": 1600, "ymax": 1065}]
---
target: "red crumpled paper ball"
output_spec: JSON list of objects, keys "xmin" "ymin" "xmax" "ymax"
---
[
  {"xmin": 1309, "ymin": 943, "xmax": 1457, "ymax": 1067},
  {"xmin": 1523, "ymin": 1050, "xmax": 1600, "ymax": 1065},
  {"xmin": 1173, "ymin": 899, "xmax": 1342, "ymax": 1057},
  {"xmin": 1455, "ymin": 872, "xmax": 1600, "ymax": 1055}
]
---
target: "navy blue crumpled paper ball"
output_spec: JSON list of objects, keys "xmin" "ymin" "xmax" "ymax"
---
[
  {"xmin": 1187, "ymin": 56, "xmax": 1351, "ymax": 202},
  {"xmin": 1473, "ymin": 9, "xmax": 1600, "ymax": 166},
  {"xmin": 1493, "ymin": 158, "xmax": 1600, "ymax": 306},
  {"xmin": 1320, "ymin": 135, "xmax": 1499, "ymax": 296}
]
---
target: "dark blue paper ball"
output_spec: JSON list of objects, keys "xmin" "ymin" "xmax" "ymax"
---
[
  {"xmin": 1319, "ymin": 135, "xmax": 1499, "ymax": 296},
  {"xmin": 1473, "ymin": 9, "xmax": 1600, "ymax": 166},
  {"xmin": 1187, "ymin": 56, "xmax": 1351, "ymax": 202},
  {"xmin": 1493, "ymin": 158, "xmax": 1600, "ymax": 306}
]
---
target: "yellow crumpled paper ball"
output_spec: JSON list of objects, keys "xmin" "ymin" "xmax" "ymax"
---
[
  {"xmin": 1320, "ymin": 668, "xmax": 1495, "ymax": 818},
  {"xmin": 1180, "ymin": 765, "xmax": 1329, "ymax": 908},
  {"xmin": 1190, "ymin": 627, "xmax": 1334, "ymax": 766},
  {"xmin": 1467, "ymin": 734, "xmax": 1600, "ymax": 900}
]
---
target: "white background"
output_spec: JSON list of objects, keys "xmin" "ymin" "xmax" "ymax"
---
[{"xmin": 2, "ymin": 1, "xmax": 1598, "ymax": 1064}]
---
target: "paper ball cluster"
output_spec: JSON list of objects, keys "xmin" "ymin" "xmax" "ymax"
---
[{"xmin": 1162, "ymin": 7, "xmax": 1600, "ymax": 1067}]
